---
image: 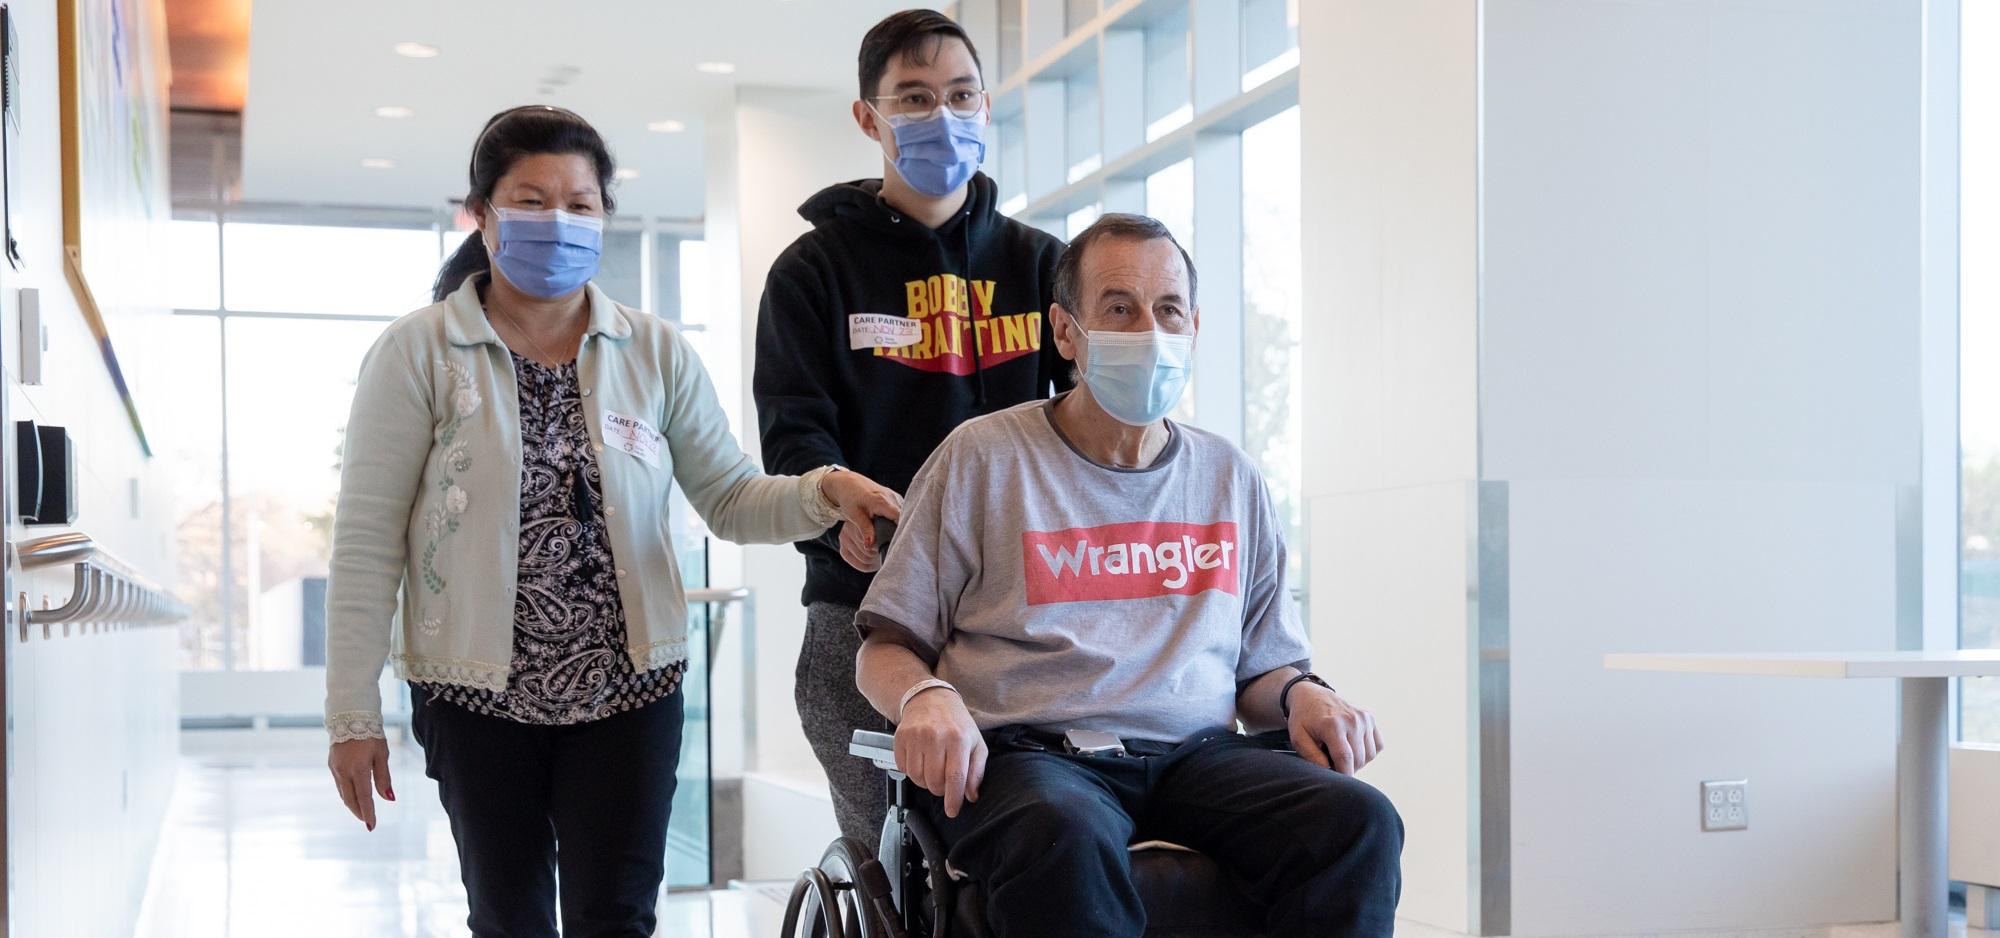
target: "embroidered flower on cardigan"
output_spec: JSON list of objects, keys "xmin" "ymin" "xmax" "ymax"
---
[{"xmin": 421, "ymin": 358, "xmax": 480, "ymax": 596}]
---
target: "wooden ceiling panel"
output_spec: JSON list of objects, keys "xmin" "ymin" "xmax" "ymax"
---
[{"xmin": 166, "ymin": 0, "xmax": 250, "ymax": 112}]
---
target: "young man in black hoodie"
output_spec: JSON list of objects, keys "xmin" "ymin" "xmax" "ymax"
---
[{"xmin": 754, "ymin": 9, "xmax": 1070, "ymax": 844}]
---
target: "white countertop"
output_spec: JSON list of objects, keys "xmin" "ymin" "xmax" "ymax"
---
[{"xmin": 1604, "ymin": 650, "xmax": 2000, "ymax": 679}]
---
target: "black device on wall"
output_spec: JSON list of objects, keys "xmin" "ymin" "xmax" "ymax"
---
[{"xmin": 15, "ymin": 421, "xmax": 76, "ymax": 526}]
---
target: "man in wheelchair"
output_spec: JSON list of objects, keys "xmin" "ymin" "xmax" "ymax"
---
[{"xmin": 850, "ymin": 213, "xmax": 1403, "ymax": 938}]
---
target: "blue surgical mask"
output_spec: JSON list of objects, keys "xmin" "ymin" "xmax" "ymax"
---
[
  {"xmin": 876, "ymin": 105, "xmax": 987, "ymax": 198},
  {"xmin": 487, "ymin": 206, "xmax": 603, "ymax": 298},
  {"xmin": 1067, "ymin": 311, "xmax": 1195, "ymax": 427}
]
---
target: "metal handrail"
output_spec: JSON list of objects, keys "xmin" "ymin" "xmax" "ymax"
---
[
  {"xmin": 18, "ymin": 531, "xmax": 95, "ymax": 569},
  {"xmin": 12, "ymin": 532, "xmax": 191, "ymax": 641},
  {"xmin": 686, "ymin": 586, "xmax": 750, "ymax": 670},
  {"xmin": 685, "ymin": 587, "xmax": 750, "ymax": 604}
]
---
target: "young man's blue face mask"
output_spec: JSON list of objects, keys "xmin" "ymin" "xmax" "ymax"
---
[
  {"xmin": 874, "ymin": 103, "xmax": 988, "ymax": 198},
  {"xmin": 486, "ymin": 206, "xmax": 604, "ymax": 298}
]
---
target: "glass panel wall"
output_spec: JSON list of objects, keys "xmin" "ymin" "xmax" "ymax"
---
[{"xmin": 1959, "ymin": 0, "xmax": 2000, "ymax": 741}]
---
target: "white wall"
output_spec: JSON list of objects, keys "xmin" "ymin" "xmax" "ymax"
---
[
  {"xmin": 0, "ymin": 0, "xmax": 182, "ymax": 934},
  {"xmin": 1485, "ymin": 1, "xmax": 1917, "ymax": 932},
  {"xmin": 1303, "ymin": 0, "xmax": 1922, "ymax": 934},
  {"xmin": 702, "ymin": 86, "xmax": 881, "ymax": 878}
]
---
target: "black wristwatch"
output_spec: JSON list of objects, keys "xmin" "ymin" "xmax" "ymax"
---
[{"xmin": 1279, "ymin": 672, "xmax": 1335, "ymax": 719}]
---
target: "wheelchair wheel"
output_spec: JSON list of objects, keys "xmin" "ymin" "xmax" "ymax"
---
[
  {"xmin": 780, "ymin": 867, "xmax": 848, "ymax": 938},
  {"xmin": 781, "ymin": 837, "xmax": 900, "ymax": 938}
]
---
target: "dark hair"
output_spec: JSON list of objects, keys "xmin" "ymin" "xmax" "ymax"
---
[
  {"xmin": 431, "ymin": 105, "xmax": 619, "ymax": 302},
  {"xmin": 857, "ymin": 9, "xmax": 982, "ymax": 100},
  {"xmin": 1052, "ymin": 213, "xmax": 1198, "ymax": 318}
]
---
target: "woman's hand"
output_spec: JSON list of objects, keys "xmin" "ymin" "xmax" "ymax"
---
[
  {"xmin": 328, "ymin": 737, "xmax": 395, "ymax": 830},
  {"xmin": 821, "ymin": 469, "xmax": 903, "ymax": 572}
]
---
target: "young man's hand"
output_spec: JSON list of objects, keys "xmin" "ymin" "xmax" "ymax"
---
[
  {"xmin": 1286, "ymin": 685, "xmax": 1384, "ymax": 775},
  {"xmin": 895, "ymin": 686, "xmax": 987, "ymax": 818}
]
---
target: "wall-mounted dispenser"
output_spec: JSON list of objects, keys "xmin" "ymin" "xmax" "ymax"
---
[{"xmin": 15, "ymin": 420, "xmax": 76, "ymax": 526}]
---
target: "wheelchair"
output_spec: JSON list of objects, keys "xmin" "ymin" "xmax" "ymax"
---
[{"xmin": 779, "ymin": 729, "xmax": 1270, "ymax": 938}]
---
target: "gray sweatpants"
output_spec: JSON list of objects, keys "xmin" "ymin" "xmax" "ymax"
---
[{"xmin": 795, "ymin": 601, "xmax": 891, "ymax": 844}]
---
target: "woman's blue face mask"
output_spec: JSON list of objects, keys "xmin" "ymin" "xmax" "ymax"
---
[{"xmin": 486, "ymin": 205, "xmax": 604, "ymax": 298}]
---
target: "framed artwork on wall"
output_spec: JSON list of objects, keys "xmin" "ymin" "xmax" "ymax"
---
[{"xmin": 56, "ymin": 0, "xmax": 168, "ymax": 457}]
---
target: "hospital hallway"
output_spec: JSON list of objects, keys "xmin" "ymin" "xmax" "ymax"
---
[{"xmin": 4, "ymin": 0, "xmax": 2000, "ymax": 934}]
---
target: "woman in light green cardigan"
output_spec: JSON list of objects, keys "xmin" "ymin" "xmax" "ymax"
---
[{"xmin": 323, "ymin": 106, "xmax": 900, "ymax": 936}]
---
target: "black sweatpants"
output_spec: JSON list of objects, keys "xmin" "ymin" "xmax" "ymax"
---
[
  {"xmin": 922, "ymin": 728, "xmax": 1403, "ymax": 938},
  {"xmin": 410, "ymin": 686, "xmax": 685, "ymax": 938},
  {"xmin": 796, "ymin": 601, "xmax": 891, "ymax": 844}
]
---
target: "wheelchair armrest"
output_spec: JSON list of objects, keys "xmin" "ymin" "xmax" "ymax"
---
[{"xmin": 849, "ymin": 729, "xmax": 901, "ymax": 773}]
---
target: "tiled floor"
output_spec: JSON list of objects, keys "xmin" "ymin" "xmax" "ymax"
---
[
  {"xmin": 131, "ymin": 729, "xmax": 785, "ymax": 938},
  {"xmin": 126, "ymin": 729, "xmax": 1992, "ymax": 938}
]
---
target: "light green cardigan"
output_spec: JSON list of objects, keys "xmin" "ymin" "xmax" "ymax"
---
[{"xmin": 325, "ymin": 277, "xmax": 831, "ymax": 741}]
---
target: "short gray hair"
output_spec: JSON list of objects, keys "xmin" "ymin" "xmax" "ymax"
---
[{"xmin": 1051, "ymin": 213, "xmax": 1197, "ymax": 320}]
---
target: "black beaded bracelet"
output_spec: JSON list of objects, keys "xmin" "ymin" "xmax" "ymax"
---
[{"xmin": 1279, "ymin": 672, "xmax": 1334, "ymax": 719}]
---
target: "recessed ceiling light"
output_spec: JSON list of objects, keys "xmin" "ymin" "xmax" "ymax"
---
[
  {"xmin": 393, "ymin": 42, "xmax": 441, "ymax": 59},
  {"xmin": 614, "ymin": 168, "xmax": 641, "ymax": 181},
  {"xmin": 375, "ymin": 105, "xmax": 414, "ymax": 119},
  {"xmin": 695, "ymin": 61, "xmax": 736, "ymax": 75},
  {"xmin": 647, "ymin": 119, "xmax": 686, "ymax": 134},
  {"xmin": 361, "ymin": 158, "xmax": 396, "ymax": 169}
]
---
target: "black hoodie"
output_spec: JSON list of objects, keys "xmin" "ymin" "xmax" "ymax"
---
[{"xmin": 754, "ymin": 172, "xmax": 1071, "ymax": 608}]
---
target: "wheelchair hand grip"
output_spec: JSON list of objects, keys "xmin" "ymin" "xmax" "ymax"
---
[{"xmin": 873, "ymin": 516, "xmax": 897, "ymax": 557}]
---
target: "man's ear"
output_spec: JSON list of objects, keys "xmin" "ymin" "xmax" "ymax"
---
[
  {"xmin": 854, "ymin": 100, "xmax": 883, "ymax": 142},
  {"xmin": 1051, "ymin": 303, "xmax": 1080, "ymax": 361}
]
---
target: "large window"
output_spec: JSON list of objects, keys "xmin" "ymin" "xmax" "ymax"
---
[
  {"xmin": 1961, "ymin": 1, "xmax": 2000, "ymax": 741},
  {"xmin": 969, "ymin": 0, "xmax": 1304, "ymax": 582},
  {"xmin": 160, "ymin": 217, "xmax": 442, "ymax": 672},
  {"xmin": 1241, "ymin": 107, "xmax": 1303, "ymax": 579}
]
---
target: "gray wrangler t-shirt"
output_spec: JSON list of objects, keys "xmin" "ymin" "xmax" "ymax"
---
[{"xmin": 856, "ymin": 395, "xmax": 1311, "ymax": 743}]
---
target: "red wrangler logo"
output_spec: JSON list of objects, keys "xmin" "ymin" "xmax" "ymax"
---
[{"xmin": 1021, "ymin": 521, "xmax": 1241, "ymax": 606}]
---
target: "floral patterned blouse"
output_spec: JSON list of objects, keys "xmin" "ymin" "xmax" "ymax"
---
[{"xmin": 419, "ymin": 351, "xmax": 685, "ymax": 724}]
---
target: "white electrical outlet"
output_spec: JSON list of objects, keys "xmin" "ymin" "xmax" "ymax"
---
[{"xmin": 1701, "ymin": 779, "xmax": 1749, "ymax": 831}]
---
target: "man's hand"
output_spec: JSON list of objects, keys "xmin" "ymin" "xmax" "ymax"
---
[
  {"xmin": 821, "ymin": 470, "xmax": 902, "ymax": 571},
  {"xmin": 894, "ymin": 686, "xmax": 987, "ymax": 819},
  {"xmin": 1286, "ymin": 685, "xmax": 1384, "ymax": 775}
]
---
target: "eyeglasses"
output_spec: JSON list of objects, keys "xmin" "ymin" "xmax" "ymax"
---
[{"xmin": 868, "ymin": 86, "xmax": 987, "ymax": 121}]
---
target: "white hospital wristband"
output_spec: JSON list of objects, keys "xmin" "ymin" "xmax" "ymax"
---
[{"xmin": 898, "ymin": 679, "xmax": 959, "ymax": 721}]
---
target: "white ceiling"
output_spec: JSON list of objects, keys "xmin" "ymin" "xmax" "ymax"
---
[{"xmin": 240, "ymin": 0, "xmax": 914, "ymax": 219}]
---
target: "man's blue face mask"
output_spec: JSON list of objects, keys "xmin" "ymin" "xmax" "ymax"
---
[
  {"xmin": 874, "ymin": 103, "xmax": 988, "ymax": 198},
  {"xmin": 1062, "ymin": 307, "xmax": 1195, "ymax": 427},
  {"xmin": 487, "ymin": 206, "xmax": 604, "ymax": 298}
]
